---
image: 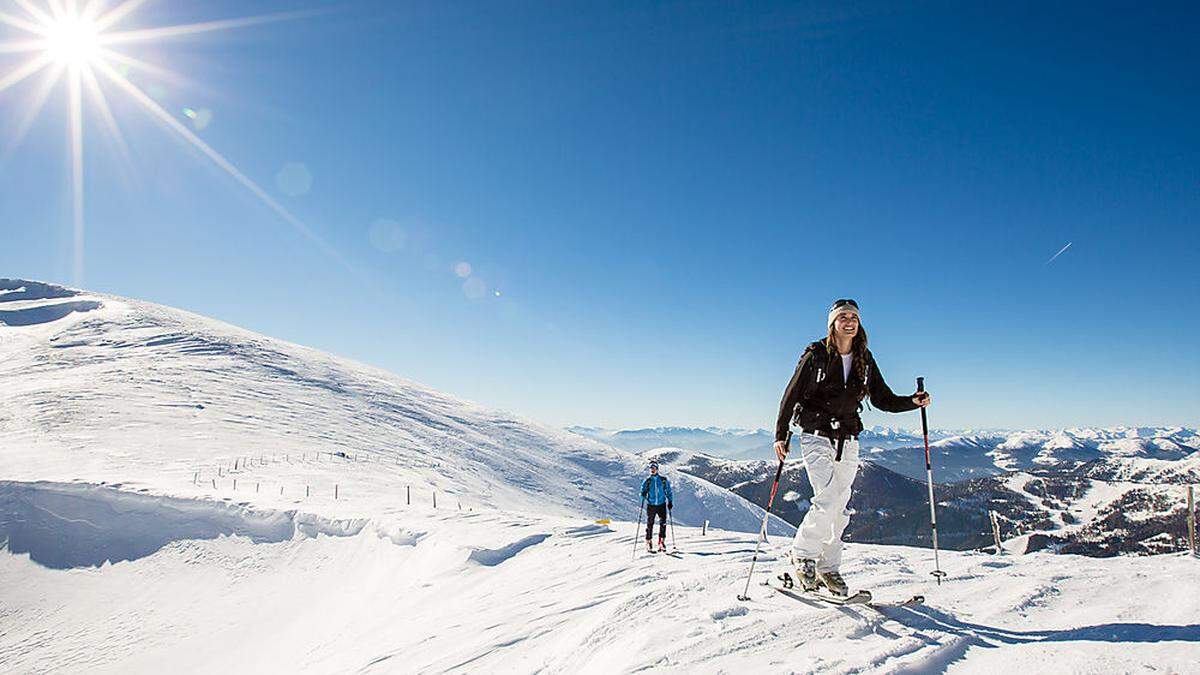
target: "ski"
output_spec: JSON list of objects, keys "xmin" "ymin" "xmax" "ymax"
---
[
  {"xmin": 867, "ymin": 594, "xmax": 925, "ymax": 608},
  {"xmin": 763, "ymin": 578, "xmax": 871, "ymax": 605},
  {"xmin": 761, "ymin": 575, "xmax": 924, "ymax": 608}
]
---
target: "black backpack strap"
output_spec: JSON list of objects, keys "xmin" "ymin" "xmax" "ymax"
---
[{"xmin": 789, "ymin": 341, "xmax": 826, "ymax": 426}]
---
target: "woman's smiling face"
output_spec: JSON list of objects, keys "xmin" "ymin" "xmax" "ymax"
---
[{"xmin": 833, "ymin": 311, "xmax": 859, "ymax": 338}]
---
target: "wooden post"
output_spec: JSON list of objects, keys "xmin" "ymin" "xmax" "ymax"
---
[
  {"xmin": 335, "ymin": 484, "xmax": 339, "ymax": 500},
  {"xmin": 211, "ymin": 478, "xmax": 216, "ymax": 489},
  {"xmin": 407, "ymin": 485, "xmax": 410, "ymax": 505},
  {"xmin": 256, "ymin": 482, "xmax": 260, "ymax": 493},
  {"xmin": 233, "ymin": 479, "xmax": 237, "ymax": 491},
  {"xmin": 433, "ymin": 491, "xmax": 437, "ymax": 509},
  {"xmin": 218, "ymin": 467, "xmax": 223, "ymax": 477},
  {"xmin": 702, "ymin": 520, "xmax": 708, "ymax": 536},
  {"xmin": 1188, "ymin": 485, "xmax": 1196, "ymax": 556},
  {"xmin": 280, "ymin": 485, "xmax": 284, "ymax": 495},
  {"xmin": 306, "ymin": 485, "xmax": 310, "ymax": 497},
  {"xmin": 193, "ymin": 471, "xmax": 198, "ymax": 485},
  {"xmin": 990, "ymin": 511, "xmax": 1003, "ymax": 554}
]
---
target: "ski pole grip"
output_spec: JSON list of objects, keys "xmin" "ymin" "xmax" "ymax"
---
[
  {"xmin": 772, "ymin": 431, "xmax": 791, "ymax": 483},
  {"xmin": 917, "ymin": 377, "xmax": 925, "ymax": 393}
]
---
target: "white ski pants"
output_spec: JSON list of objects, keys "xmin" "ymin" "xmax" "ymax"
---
[{"xmin": 791, "ymin": 431, "xmax": 859, "ymax": 572}]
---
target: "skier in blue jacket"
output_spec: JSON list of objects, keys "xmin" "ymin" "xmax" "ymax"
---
[{"xmin": 640, "ymin": 461, "xmax": 674, "ymax": 553}]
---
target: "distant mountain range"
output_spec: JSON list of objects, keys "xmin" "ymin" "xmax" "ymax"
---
[
  {"xmin": 574, "ymin": 425, "xmax": 1199, "ymax": 557},
  {"xmin": 569, "ymin": 425, "xmax": 1200, "ymax": 482},
  {"xmin": 640, "ymin": 444, "xmax": 1198, "ymax": 557}
]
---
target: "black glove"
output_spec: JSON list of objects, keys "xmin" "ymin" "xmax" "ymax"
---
[{"xmin": 667, "ymin": 501, "xmax": 673, "ymax": 510}]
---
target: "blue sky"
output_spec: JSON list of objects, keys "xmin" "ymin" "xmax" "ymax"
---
[{"xmin": 2, "ymin": 1, "xmax": 1197, "ymax": 431}]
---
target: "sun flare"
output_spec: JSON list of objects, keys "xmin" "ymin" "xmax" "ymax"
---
[{"xmin": 0, "ymin": 1, "xmax": 337, "ymax": 286}]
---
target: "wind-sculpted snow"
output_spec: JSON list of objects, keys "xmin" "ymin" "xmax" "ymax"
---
[
  {"xmin": 0, "ymin": 279, "xmax": 788, "ymax": 537},
  {"xmin": 0, "ymin": 481, "xmax": 289, "ymax": 568},
  {"xmin": 0, "ymin": 480, "xmax": 429, "ymax": 570},
  {"xmin": 467, "ymin": 532, "xmax": 552, "ymax": 566},
  {"xmin": 0, "ymin": 279, "xmax": 80, "ymax": 303},
  {"xmin": 2, "ymin": 508, "xmax": 1197, "ymax": 672},
  {"xmin": 0, "ymin": 299, "xmax": 102, "ymax": 326}
]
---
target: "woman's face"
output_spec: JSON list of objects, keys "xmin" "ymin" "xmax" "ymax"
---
[{"xmin": 833, "ymin": 312, "xmax": 859, "ymax": 338}]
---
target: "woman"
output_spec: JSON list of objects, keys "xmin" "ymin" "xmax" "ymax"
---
[{"xmin": 773, "ymin": 298, "xmax": 931, "ymax": 596}]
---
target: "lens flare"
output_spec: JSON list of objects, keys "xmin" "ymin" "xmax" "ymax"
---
[{"xmin": 0, "ymin": 2, "xmax": 342, "ymax": 286}]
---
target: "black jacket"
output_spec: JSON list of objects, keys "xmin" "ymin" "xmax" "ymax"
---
[{"xmin": 774, "ymin": 339, "xmax": 918, "ymax": 442}]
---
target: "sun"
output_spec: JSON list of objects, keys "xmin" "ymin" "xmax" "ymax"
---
[
  {"xmin": 43, "ymin": 17, "xmax": 101, "ymax": 66},
  {"xmin": 0, "ymin": 1, "xmax": 348, "ymax": 287}
]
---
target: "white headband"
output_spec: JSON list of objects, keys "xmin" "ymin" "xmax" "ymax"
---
[{"xmin": 828, "ymin": 304, "xmax": 860, "ymax": 327}]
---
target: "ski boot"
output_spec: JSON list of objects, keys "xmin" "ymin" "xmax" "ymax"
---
[
  {"xmin": 646, "ymin": 539, "xmax": 655, "ymax": 553},
  {"xmin": 817, "ymin": 570, "xmax": 849, "ymax": 597},
  {"xmin": 789, "ymin": 551, "xmax": 819, "ymax": 592},
  {"xmin": 658, "ymin": 536, "xmax": 667, "ymax": 553}
]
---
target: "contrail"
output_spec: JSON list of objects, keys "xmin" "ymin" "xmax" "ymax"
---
[{"xmin": 1045, "ymin": 241, "xmax": 1072, "ymax": 266}]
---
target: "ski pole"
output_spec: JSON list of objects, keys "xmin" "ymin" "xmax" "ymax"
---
[
  {"xmin": 737, "ymin": 431, "xmax": 790, "ymax": 601},
  {"xmin": 918, "ymin": 377, "xmax": 947, "ymax": 584},
  {"xmin": 668, "ymin": 506, "xmax": 678, "ymax": 553},
  {"xmin": 632, "ymin": 495, "xmax": 645, "ymax": 561}
]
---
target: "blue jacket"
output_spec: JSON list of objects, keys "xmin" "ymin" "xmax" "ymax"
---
[{"xmin": 641, "ymin": 474, "xmax": 673, "ymax": 506}]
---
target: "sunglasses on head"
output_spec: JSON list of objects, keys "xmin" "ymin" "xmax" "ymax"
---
[{"xmin": 832, "ymin": 298, "xmax": 859, "ymax": 310}]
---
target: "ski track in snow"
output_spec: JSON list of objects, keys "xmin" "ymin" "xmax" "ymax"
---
[{"xmin": 2, "ymin": 280, "xmax": 1199, "ymax": 673}]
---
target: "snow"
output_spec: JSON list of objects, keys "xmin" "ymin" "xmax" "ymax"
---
[
  {"xmin": 0, "ymin": 279, "xmax": 787, "ymax": 537},
  {"xmin": 4, "ymin": 492, "xmax": 1198, "ymax": 672},
  {"xmin": 3, "ymin": 279, "xmax": 1199, "ymax": 673}
]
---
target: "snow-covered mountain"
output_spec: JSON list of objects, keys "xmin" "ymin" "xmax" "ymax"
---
[
  {"xmin": 864, "ymin": 427, "xmax": 1200, "ymax": 483},
  {"xmin": 566, "ymin": 426, "xmax": 776, "ymax": 460},
  {"xmin": 3, "ymin": 279, "xmax": 1198, "ymax": 672},
  {"xmin": 645, "ymin": 444, "xmax": 1199, "ymax": 557},
  {"xmin": 575, "ymin": 425, "xmax": 1200, "ymax": 484},
  {"xmin": 0, "ymin": 279, "xmax": 789, "ymax": 535}
]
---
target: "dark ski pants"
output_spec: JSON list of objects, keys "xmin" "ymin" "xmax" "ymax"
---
[{"xmin": 645, "ymin": 503, "xmax": 667, "ymax": 540}]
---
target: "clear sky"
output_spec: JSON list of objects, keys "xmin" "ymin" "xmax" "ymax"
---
[{"xmin": 2, "ymin": 1, "xmax": 1197, "ymax": 432}]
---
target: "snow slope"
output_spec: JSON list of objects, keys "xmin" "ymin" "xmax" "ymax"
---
[
  {"xmin": 0, "ymin": 279, "xmax": 788, "ymax": 535},
  {"xmin": 2, "ymin": 482, "xmax": 1197, "ymax": 673}
]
